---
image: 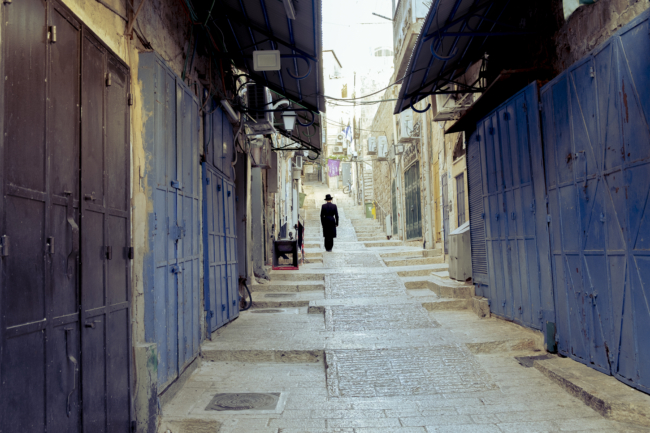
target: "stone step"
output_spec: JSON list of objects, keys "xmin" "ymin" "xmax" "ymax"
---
[
  {"xmin": 404, "ymin": 275, "xmax": 474, "ymax": 299},
  {"xmin": 421, "ymin": 298, "xmax": 471, "ymax": 311},
  {"xmin": 202, "ymin": 349, "xmax": 324, "ymax": 363},
  {"xmin": 423, "ymin": 248, "xmax": 443, "ymax": 257},
  {"xmin": 356, "ymin": 236, "xmax": 388, "ymax": 242},
  {"xmin": 379, "ymin": 250, "xmax": 424, "ymax": 259},
  {"xmin": 305, "ymin": 243, "xmax": 321, "ymax": 248},
  {"xmin": 431, "ymin": 270, "xmax": 450, "ymax": 279},
  {"xmin": 250, "ymin": 281, "xmax": 325, "ymax": 292},
  {"xmin": 304, "ymin": 252, "xmax": 322, "ymax": 259},
  {"xmin": 383, "ymin": 256, "xmax": 444, "ymax": 267},
  {"xmin": 251, "ymin": 291, "xmax": 323, "ymax": 308},
  {"xmin": 269, "ymin": 272, "xmax": 324, "ymax": 281},
  {"xmin": 396, "ymin": 264, "xmax": 448, "ymax": 277},
  {"xmin": 363, "ymin": 240, "xmax": 404, "ymax": 248}
]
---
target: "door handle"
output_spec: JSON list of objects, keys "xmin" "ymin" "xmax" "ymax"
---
[
  {"xmin": 84, "ymin": 320, "xmax": 101, "ymax": 329},
  {"xmin": 64, "ymin": 192, "xmax": 79, "ymax": 280}
]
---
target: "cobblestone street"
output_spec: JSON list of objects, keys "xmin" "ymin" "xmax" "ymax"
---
[{"xmin": 159, "ymin": 186, "xmax": 648, "ymax": 433}]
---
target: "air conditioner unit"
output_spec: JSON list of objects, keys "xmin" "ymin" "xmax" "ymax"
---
[
  {"xmin": 367, "ymin": 136, "xmax": 377, "ymax": 155},
  {"xmin": 294, "ymin": 156, "xmax": 303, "ymax": 169},
  {"xmin": 336, "ymin": 133, "xmax": 345, "ymax": 143},
  {"xmin": 433, "ymin": 89, "xmax": 473, "ymax": 122},
  {"xmin": 377, "ymin": 136, "xmax": 388, "ymax": 160},
  {"xmin": 332, "ymin": 146, "xmax": 344, "ymax": 154},
  {"xmin": 245, "ymin": 84, "xmax": 275, "ymax": 135},
  {"xmin": 398, "ymin": 108, "xmax": 416, "ymax": 143}
]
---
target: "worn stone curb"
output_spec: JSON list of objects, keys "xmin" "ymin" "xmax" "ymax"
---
[{"xmin": 533, "ymin": 357, "xmax": 650, "ymax": 427}]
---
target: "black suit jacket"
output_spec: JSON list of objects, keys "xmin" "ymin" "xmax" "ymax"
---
[{"xmin": 320, "ymin": 202, "xmax": 339, "ymax": 239}]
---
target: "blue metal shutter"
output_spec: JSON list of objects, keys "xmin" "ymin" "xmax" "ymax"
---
[
  {"xmin": 541, "ymin": 10, "xmax": 650, "ymax": 393},
  {"xmin": 477, "ymin": 82, "xmax": 552, "ymax": 330},
  {"xmin": 140, "ymin": 52, "xmax": 201, "ymax": 389}
]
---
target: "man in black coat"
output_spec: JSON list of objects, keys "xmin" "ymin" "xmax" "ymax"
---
[{"xmin": 320, "ymin": 194, "xmax": 339, "ymax": 252}]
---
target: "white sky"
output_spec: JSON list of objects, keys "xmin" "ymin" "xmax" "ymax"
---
[{"xmin": 322, "ymin": 0, "xmax": 394, "ymax": 72}]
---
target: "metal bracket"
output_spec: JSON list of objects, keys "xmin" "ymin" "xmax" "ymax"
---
[
  {"xmin": 47, "ymin": 237, "xmax": 55, "ymax": 254},
  {"xmin": 105, "ymin": 246, "xmax": 112, "ymax": 260},
  {"xmin": 530, "ymin": 200, "xmax": 536, "ymax": 214},
  {"xmin": 171, "ymin": 265, "xmax": 181, "ymax": 274},
  {"xmin": 49, "ymin": 26, "xmax": 57, "ymax": 43},
  {"xmin": 106, "ymin": 73, "xmax": 112, "ymax": 87},
  {"xmin": 3, "ymin": 0, "xmax": 12, "ymax": 4},
  {"xmin": 0, "ymin": 235, "xmax": 9, "ymax": 257},
  {"xmin": 171, "ymin": 180, "xmax": 181, "ymax": 189},
  {"xmin": 546, "ymin": 215, "xmax": 551, "ymax": 223}
]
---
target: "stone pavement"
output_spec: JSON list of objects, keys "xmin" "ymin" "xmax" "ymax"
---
[{"xmin": 159, "ymin": 183, "xmax": 647, "ymax": 433}]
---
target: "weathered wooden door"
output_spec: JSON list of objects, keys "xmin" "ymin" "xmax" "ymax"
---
[
  {"xmin": 432, "ymin": 161, "xmax": 441, "ymax": 243},
  {"xmin": 441, "ymin": 174, "xmax": 449, "ymax": 253},
  {"xmin": 541, "ymin": 10, "xmax": 650, "ymax": 392},
  {"xmin": 140, "ymin": 52, "xmax": 201, "ymax": 390},
  {"xmin": 203, "ymin": 106, "xmax": 239, "ymax": 333},
  {"xmin": 0, "ymin": 1, "xmax": 132, "ymax": 431},
  {"xmin": 405, "ymin": 163, "xmax": 422, "ymax": 240}
]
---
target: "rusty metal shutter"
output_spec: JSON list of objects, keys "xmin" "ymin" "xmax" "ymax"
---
[{"xmin": 467, "ymin": 131, "xmax": 488, "ymax": 285}]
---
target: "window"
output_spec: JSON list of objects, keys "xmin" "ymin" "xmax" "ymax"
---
[{"xmin": 456, "ymin": 173, "xmax": 466, "ymax": 226}]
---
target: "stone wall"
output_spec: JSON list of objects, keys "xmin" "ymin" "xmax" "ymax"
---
[{"xmin": 554, "ymin": 0, "xmax": 650, "ymax": 72}]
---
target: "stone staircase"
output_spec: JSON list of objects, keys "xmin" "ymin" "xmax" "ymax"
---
[{"xmin": 345, "ymin": 210, "xmax": 476, "ymax": 313}]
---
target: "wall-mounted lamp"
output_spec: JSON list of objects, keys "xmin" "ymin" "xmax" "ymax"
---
[
  {"xmin": 282, "ymin": 111, "xmax": 297, "ymax": 131},
  {"xmin": 253, "ymin": 50, "xmax": 281, "ymax": 71}
]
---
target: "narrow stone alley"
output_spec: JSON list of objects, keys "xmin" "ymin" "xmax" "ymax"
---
[{"xmin": 159, "ymin": 184, "xmax": 647, "ymax": 433}]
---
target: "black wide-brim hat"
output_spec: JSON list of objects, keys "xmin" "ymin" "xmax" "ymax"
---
[{"xmin": 325, "ymin": 194, "xmax": 333, "ymax": 200}]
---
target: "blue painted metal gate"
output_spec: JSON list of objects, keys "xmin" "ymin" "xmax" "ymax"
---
[
  {"xmin": 477, "ymin": 82, "xmax": 553, "ymax": 330},
  {"xmin": 541, "ymin": 10, "xmax": 650, "ymax": 393},
  {"xmin": 140, "ymin": 53, "xmax": 201, "ymax": 390},
  {"xmin": 203, "ymin": 106, "xmax": 239, "ymax": 333}
]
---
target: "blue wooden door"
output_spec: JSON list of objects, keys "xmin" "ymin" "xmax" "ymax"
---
[
  {"xmin": 224, "ymin": 180, "xmax": 240, "ymax": 320},
  {"xmin": 477, "ymin": 82, "xmax": 553, "ymax": 330},
  {"xmin": 541, "ymin": 10, "xmax": 650, "ymax": 392},
  {"xmin": 203, "ymin": 166, "xmax": 229, "ymax": 330},
  {"xmin": 202, "ymin": 106, "xmax": 238, "ymax": 333},
  {"xmin": 140, "ymin": 53, "xmax": 201, "ymax": 389}
]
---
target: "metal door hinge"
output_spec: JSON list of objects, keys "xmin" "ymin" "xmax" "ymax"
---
[
  {"xmin": 171, "ymin": 180, "xmax": 181, "ymax": 189},
  {"xmin": 221, "ymin": 304, "xmax": 226, "ymax": 312},
  {"xmin": 589, "ymin": 66, "xmax": 595, "ymax": 78},
  {"xmin": 47, "ymin": 237, "xmax": 55, "ymax": 254},
  {"xmin": 206, "ymin": 177, "xmax": 210, "ymax": 185},
  {"xmin": 546, "ymin": 214, "xmax": 551, "ymax": 223},
  {"xmin": 49, "ymin": 26, "xmax": 57, "ymax": 43},
  {"xmin": 538, "ymin": 102, "xmax": 543, "ymax": 112},
  {"xmin": 0, "ymin": 235, "xmax": 9, "ymax": 257},
  {"xmin": 128, "ymin": 247, "xmax": 134, "ymax": 260},
  {"xmin": 131, "ymin": 420, "xmax": 137, "ymax": 433},
  {"xmin": 530, "ymin": 200, "xmax": 536, "ymax": 214},
  {"xmin": 171, "ymin": 265, "xmax": 181, "ymax": 274},
  {"xmin": 106, "ymin": 73, "xmax": 112, "ymax": 87},
  {"xmin": 105, "ymin": 246, "xmax": 112, "ymax": 260},
  {"xmin": 128, "ymin": 93, "xmax": 133, "ymax": 105},
  {"xmin": 539, "ymin": 310, "xmax": 543, "ymax": 319}
]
